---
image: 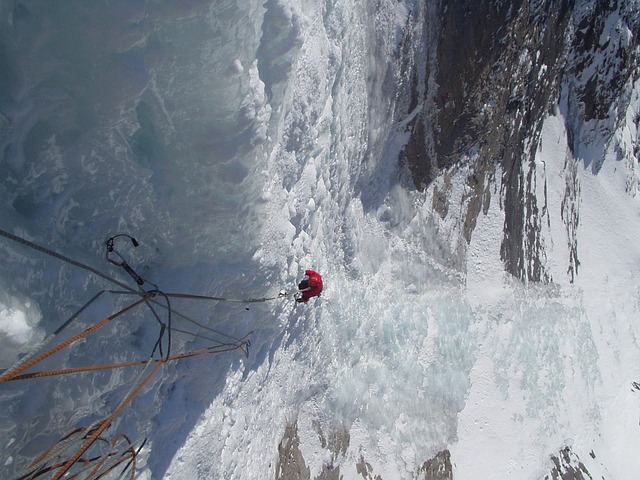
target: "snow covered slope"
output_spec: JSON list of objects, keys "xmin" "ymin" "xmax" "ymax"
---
[{"xmin": 0, "ymin": 1, "xmax": 639, "ymax": 479}]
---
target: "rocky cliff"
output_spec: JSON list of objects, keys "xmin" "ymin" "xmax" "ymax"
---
[{"xmin": 398, "ymin": 0, "xmax": 639, "ymax": 282}]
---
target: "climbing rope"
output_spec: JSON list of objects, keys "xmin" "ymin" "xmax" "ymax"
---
[
  {"xmin": 104, "ymin": 290, "xmax": 248, "ymax": 345},
  {"xmin": 83, "ymin": 433, "xmax": 138, "ymax": 480},
  {"xmin": 103, "ymin": 234, "xmax": 298, "ymax": 304},
  {"xmin": 0, "ymin": 228, "xmax": 131, "ymax": 290},
  {"xmin": 0, "ymin": 296, "xmax": 151, "ymax": 383},
  {"xmin": 162, "ymin": 291, "xmax": 298, "ymax": 303},
  {"xmin": 0, "ymin": 291, "xmax": 252, "ymax": 384},
  {"xmin": 2, "ymin": 289, "xmax": 246, "ymax": 480},
  {"xmin": 19, "ymin": 425, "xmax": 142, "ymax": 480},
  {"xmin": 51, "ymin": 361, "xmax": 162, "ymax": 480},
  {"xmin": 0, "ymin": 227, "xmax": 288, "ymax": 480},
  {"xmin": 0, "ymin": 227, "xmax": 296, "ymax": 305},
  {"xmin": 0, "ymin": 227, "xmax": 296, "ymax": 308},
  {"xmin": 6, "ymin": 341, "xmax": 251, "ymax": 381},
  {"xmin": 0, "ymin": 228, "xmax": 291, "ymax": 379}
]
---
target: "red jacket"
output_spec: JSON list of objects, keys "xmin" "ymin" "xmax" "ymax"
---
[{"xmin": 302, "ymin": 269, "xmax": 323, "ymax": 299}]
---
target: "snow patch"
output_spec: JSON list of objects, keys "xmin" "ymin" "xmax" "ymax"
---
[{"xmin": 0, "ymin": 289, "xmax": 44, "ymax": 367}]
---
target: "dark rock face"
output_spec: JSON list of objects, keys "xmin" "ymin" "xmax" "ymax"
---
[
  {"xmin": 398, "ymin": 0, "xmax": 639, "ymax": 281},
  {"xmin": 276, "ymin": 422, "xmax": 311, "ymax": 480},
  {"xmin": 276, "ymin": 422, "xmax": 452, "ymax": 480},
  {"xmin": 399, "ymin": 0, "xmax": 573, "ymax": 281},
  {"xmin": 417, "ymin": 450, "xmax": 452, "ymax": 480},
  {"xmin": 545, "ymin": 446, "xmax": 593, "ymax": 480},
  {"xmin": 563, "ymin": 0, "xmax": 640, "ymax": 169}
]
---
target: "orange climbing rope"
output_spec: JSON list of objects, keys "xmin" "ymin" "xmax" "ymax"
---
[
  {"xmin": 52, "ymin": 362, "xmax": 162, "ymax": 480},
  {"xmin": 1, "ymin": 288, "xmax": 250, "ymax": 480},
  {"xmin": 0, "ymin": 228, "xmax": 264, "ymax": 479},
  {"xmin": 7, "ymin": 343, "xmax": 250, "ymax": 381},
  {"xmin": 0, "ymin": 296, "xmax": 151, "ymax": 384},
  {"xmin": 22, "ymin": 427, "xmax": 140, "ymax": 480}
]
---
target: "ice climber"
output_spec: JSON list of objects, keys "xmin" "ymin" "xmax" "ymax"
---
[{"xmin": 296, "ymin": 269, "xmax": 323, "ymax": 303}]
